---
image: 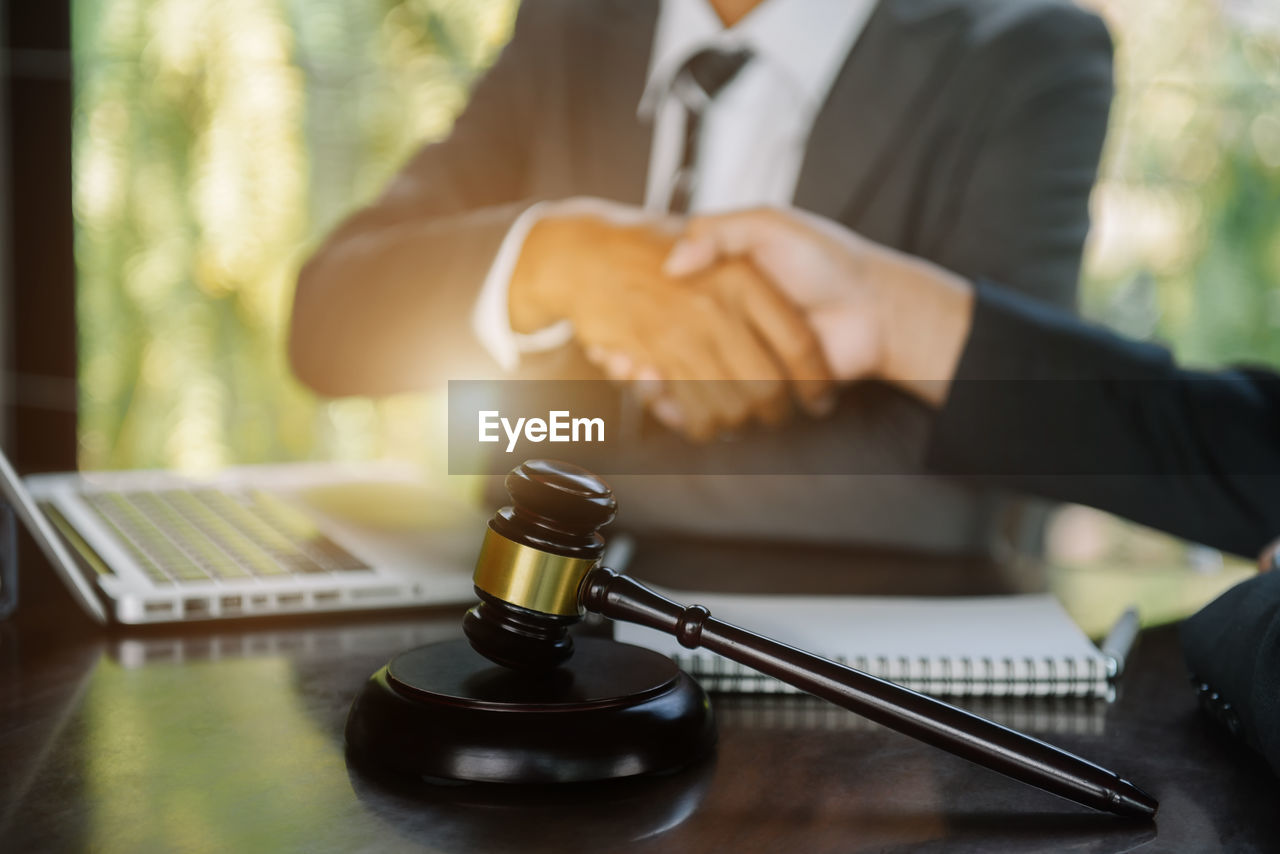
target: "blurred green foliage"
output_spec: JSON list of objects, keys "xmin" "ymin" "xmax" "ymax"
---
[
  {"xmin": 1084, "ymin": 0, "xmax": 1280, "ymax": 366},
  {"xmin": 72, "ymin": 0, "xmax": 518, "ymax": 474},
  {"xmin": 71, "ymin": 0, "xmax": 1280, "ymax": 475}
]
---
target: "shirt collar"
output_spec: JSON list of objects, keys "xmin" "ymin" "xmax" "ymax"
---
[{"xmin": 639, "ymin": 0, "xmax": 878, "ymax": 118}]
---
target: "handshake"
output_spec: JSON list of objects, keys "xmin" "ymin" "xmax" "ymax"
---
[{"xmin": 508, "ymin": 205, "xmax": 976, "ymax": 441}]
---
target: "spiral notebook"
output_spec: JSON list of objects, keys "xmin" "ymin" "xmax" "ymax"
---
[{"xmin": 614, "ymin": 591, "xmax": 1116, "ymax": 699}]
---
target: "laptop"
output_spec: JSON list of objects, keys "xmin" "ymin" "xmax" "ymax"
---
[{"xmin": 1, "ymin": 448, "xmax": 485, "ymax": 624}]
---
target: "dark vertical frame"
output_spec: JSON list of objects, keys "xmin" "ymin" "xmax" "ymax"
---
[
  {"xmin": 2, "ymin": 0, "xmax": 77, "ymax": 475},
  {"xmin": 0, "ymin": 6, "xmax": 8, "ymax": 455}
]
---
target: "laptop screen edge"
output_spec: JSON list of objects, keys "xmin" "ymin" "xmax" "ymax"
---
[{"xmin": 0, "ymin": 448, "xmax": 108, "ymax": 623}]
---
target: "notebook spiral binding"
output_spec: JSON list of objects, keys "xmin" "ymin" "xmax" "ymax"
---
[{"xmin": 670, "ymin": 651, "xmax": 1111, "ymax": 699}]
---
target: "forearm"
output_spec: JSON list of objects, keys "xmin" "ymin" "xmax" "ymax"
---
[
  {"xmin": 926, "ymin": 283, "xmax": 1280, "ymax": 556},
  {"xmin": 290, "ymin": 201, "xmax": 528, "ymax": 395},
  {"xmin": 874, "ymin": 253, "xmax": 975, "ymax": 407},
  {"xmin": 797, "ymin": 237, "xmax": 1280, "ymax": 555}
]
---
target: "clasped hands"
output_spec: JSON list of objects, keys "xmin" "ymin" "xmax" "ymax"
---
[{"xmin": 508, "ymin": 205, "xmax": 974, "ymax": 442}]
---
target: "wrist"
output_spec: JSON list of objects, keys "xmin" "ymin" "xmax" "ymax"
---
[
  {"xmin": 509, "ymin": 214, "xmax": 603, "ymax": 333},
  {"xmin": 877, "ymin": 256, "xmax": 975, "ymax": 407}
]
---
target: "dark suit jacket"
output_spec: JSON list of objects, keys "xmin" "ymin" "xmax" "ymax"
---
[
  {"xmin": 929, "ymin": 282, "xmax": 1280, "ymax": 557},
  {"xmin": 933, "ymin": 286, "xmax": 1280, "ymax": 775},
  {"xmin": 1182, "ymin": 570, "xmax": 1280, "ymax": 777},
  {"xmin": 290, "ymin": 0, "xmax": 1114, "ymax": 553}
]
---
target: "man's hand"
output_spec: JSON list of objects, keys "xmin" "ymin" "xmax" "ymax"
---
[
  {"xmin": 509, "ymin": 213, "xmax": 832, "ymax": 441},
  {"xmin": 1260, "ymin": 536, "xmax": 1280, "ymax": 573},
  {"xmin": 664, "ymin": 207, "xmax": 977, "ymax": 407}
]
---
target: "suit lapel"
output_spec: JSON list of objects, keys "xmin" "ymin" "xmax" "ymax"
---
[
  {"xmin": 573, "ymin": 0, "xmax": 659, "ymax": 204},
  {"xmin": 793, "ymin": 0, "xmax": 968, "ymax": 223}
]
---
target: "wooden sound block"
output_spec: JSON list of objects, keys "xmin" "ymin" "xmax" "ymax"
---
[{"xmin": 345, "ymin": 637, "xmax": 716, "ymax": 784}]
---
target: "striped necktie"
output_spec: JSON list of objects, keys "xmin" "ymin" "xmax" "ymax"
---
[{"xmin": 666, "ymin": 46, "xmax": 753, "ymax": 214}]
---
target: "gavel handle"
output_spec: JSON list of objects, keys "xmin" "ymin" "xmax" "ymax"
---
[{"xmin": 580, "ymin": 566, "xmax": 1155, "ymax": 818}]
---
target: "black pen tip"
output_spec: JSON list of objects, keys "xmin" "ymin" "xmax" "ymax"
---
[{"xmin": 1112, "ymin": 779, "xmax": 1158, "ymax": 819}]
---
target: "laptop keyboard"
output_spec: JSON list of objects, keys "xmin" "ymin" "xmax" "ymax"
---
[{"xmin": 82, "ymin": 489, "xmax": 370, "ymax": 585}]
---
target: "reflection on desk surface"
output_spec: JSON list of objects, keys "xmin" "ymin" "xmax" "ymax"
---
[
  {"xmin": 716, "ymin": 694, "xmax": 1107, "ymax": 737},
  {"xmin": 109, "ymin": 626, "xmax": 1112, "ymax": 738},
  {"xmin": 108, "ymin": 621, "xmax": 1112, "ymax": 737},
  {"xmin": 108, "ymin": 620, "xmax": 460, "ymax": 669},
  {"xmin": 3, "ymin": 618, "xmax": 1279, "ymax": 852}
]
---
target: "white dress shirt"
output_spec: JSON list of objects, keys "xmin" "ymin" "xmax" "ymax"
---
[{"xmin": 471, "ymin": 0, "xmax": 877, "ymax": 371}]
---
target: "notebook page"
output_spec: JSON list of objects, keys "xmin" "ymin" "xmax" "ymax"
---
[{"xmin": 613, "ymin": 590, "xmax": 1112, "ymax": 697}]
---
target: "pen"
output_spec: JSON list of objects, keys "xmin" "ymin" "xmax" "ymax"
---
[
  {"xmin": 587, "ymin": 568, "xmax": 1159, "ymax": 819},
  {"xmin": 1101, "ymin": 606, "xmax": 1141, "ymax": 677}
]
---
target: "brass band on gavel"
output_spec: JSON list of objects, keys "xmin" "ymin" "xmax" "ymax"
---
[{"xmin": 472, "ymin": 527, "xmax": 598, "ymax": 617}]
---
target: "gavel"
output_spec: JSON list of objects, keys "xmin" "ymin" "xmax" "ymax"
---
[{"xmin": 459, "ymin": 460, "xmax": 1157, "ymax": 819}]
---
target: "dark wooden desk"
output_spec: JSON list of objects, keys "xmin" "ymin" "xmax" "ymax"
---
[{"xmin": 3, "ymin": 600, "xmax": 1278, "ymax": 853}]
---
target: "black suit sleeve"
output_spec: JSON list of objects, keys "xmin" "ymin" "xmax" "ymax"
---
[
  {"xmin": 288, "ymin": 1, "xmax": 551, "ymax": 396},
  {"xmin": 926, "ymin": 282, "xmax": 1280, "ymax": 557},
  {"xmin": 1180, "ymin": 568, "xmax": 1280, "ymax": 778}
]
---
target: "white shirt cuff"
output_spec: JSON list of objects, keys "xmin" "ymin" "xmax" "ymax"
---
[
  {"xmin": 471, "ymin": 198, "xmax": 663, "ymax": 372},
  {"xmin": 471, "ymin": 202, "xmax": 565, "ymax": 372}
]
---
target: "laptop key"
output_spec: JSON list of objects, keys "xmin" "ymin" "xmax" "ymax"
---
[
  {"xmin": 164, "ymin": 490, "xmax": 300, "ymax": 578},
  {"xmin": 156, "ymin": 492, "xmax": 256, "ymax": 580},
  {"xmin": 87, "ymin": 493, "xmax": 210, "ymax": 584},
  {"xmin": 76, "ymin": 498, "xmax": 171, "ymax": 585},
  {"xmin": 201, "ymin": 494, "xmax": 327, "ymax": 574},
  {"xmin": 87, "ymin": 484, "xmax": 372, "ymax": 585},
  {"xmin": 276, "ymin": 552, "xmax": 331, "ymax": 574},
  {"xmin": 310, "ymin": 539, "xmax": 371, "ymax": 571},
  {"xmin": 191, "ymin": 490, "xmax": 330, "ymax": 575},
  {"xmin": 116, "ymin": 494, "xmax": 218, "ymax": 583},
  {"xmin": 245, "ymin": 490, "xmax": 371, "ymax": 572}
]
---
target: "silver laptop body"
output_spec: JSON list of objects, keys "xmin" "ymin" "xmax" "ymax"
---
[{"xmin": 3, "ymin": 449, "xmax": 482, "ymax": 624}]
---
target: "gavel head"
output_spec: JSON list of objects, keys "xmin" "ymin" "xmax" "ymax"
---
[{"xmin": 463, "ymin": 459, "xmax": 617, "ymax": 671}]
